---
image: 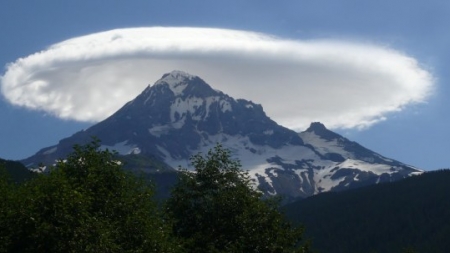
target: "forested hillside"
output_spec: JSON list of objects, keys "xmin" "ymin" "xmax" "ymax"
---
[
  {"xmin": 284, "ymin": 170, "xmax": 450, "ymax": 253},
  {"xmin": 0, "ymin": 158, "xmax": 35, "ymax": 183}
]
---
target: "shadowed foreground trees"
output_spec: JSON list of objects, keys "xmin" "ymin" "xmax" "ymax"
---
[
  {"xmin": 0, "ymin": 142, "xmax": 309, "ymax": 252},
  {"xmin": 0, "ymin": 141, "xmax": 176, "ymax": 253},
  {"xmin": 165, "ymin": 144, "xmax": 310, "ymax": 253}
]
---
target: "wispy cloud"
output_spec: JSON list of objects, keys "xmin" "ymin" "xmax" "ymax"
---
[{"xmin": 0, "ymin": 27, "xmax": 433, "ymax": 130}]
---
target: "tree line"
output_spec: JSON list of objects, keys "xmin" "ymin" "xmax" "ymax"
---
[
  {"xmin": 283, "ymin": 169, "xmax": 450, "ymax": 253},
  {"xmin": 0, "ymin": 140, "xmax": 310, "ymax": 253}
]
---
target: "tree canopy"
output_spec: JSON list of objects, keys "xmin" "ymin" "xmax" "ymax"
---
[
  {"xmin": 0, "ymin": 140, "xmax": 176, "ymax": 253},
  {"xmin": 0, "ymin": 141, "xmax": 309, "ymax": 253},
  {"xmin": 165, "ymin": 144, "xmax": 309, "ymax": 253}
]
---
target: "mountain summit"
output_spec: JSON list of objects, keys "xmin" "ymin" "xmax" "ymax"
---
[{"xmin": 22, "ymin": 71, "xmax": 422, "ymax": 199}]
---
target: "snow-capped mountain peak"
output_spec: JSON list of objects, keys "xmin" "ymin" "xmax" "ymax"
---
[
  {"xmin": 153, "ymin": 70, "xmax": 196, "ymax": 96},
  {"xmin": 300, "ymin": 122, "xmax": 351, "ymax": 160},
  {"xmin": 22, "ymin": 71, "xmax": 422, "ymax": 200}
]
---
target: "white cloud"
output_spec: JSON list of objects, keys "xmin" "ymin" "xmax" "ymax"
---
[{"xmin": 0, "ymin": 27, "xmax": 433, "ymax": 130}]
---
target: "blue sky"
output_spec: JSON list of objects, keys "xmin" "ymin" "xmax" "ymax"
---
[{"xmin": 0, "ymin": 1, "xmax": 449, "ymax": 170}]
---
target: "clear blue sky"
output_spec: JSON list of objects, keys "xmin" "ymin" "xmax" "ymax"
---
[{"xmin": 0, "ymin": 1, "xmax": 449, "ymax": 170}]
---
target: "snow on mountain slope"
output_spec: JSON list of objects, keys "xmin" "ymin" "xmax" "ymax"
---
[
  {"xmin": 21, "ymin": 71, "xmax": 422, "ymax": 199},
  {"xmin": 300, "ymin": 126, "xmax": 354, "ymax": 159},
  {"xmin": 155, "ymin": 70, "xmax": 196, "ymax": 96}
]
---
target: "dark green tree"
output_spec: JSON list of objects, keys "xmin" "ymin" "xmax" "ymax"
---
[
  {"xmin": 165, "ymin": 144, "xmax": 309, "ymax": 253},
  {"xmin": 0, "ymin": 140, "xmax": 178, "ymax": 253},
  {"xmin": 0, "ymin": 165, "xmax": 15, "ymax": 253}
]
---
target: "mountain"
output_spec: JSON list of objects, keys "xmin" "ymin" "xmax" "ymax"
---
[
  {"xmin": 283, "ymin": 169, "xmax": 450, "ymax": 253},
  {"xmin": 21, "ymin": 70, "xmax": 421, "ymax": 199}
]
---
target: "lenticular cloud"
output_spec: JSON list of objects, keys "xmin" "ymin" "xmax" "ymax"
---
[{"xmin": 0, "ymin": 27, "xmax": 433, "ymax": 130}]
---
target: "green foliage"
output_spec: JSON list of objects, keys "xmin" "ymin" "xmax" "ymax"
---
[
  {"xmin": 165, "ymin": 144, "xmax": 309, "ymax": 253},
  {"xmin": 0, "ymin": 142, "xmax": 313, "ymax": 252},
  {"xmin": 0, "ymin": 140, "xmax": 177, "ymax": 253},
  {"xmin": 284, "ymin": 169, "xmax": 450, "ymax": 253},
  {"xmin": 0, "ymin": 166, "xmax": 15, "ymax": 252}
]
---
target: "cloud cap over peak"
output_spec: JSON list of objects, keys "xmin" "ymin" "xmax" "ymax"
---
[{"xmin": 1, "ymin": 27, "xmax": 434, "ymax": 130}]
